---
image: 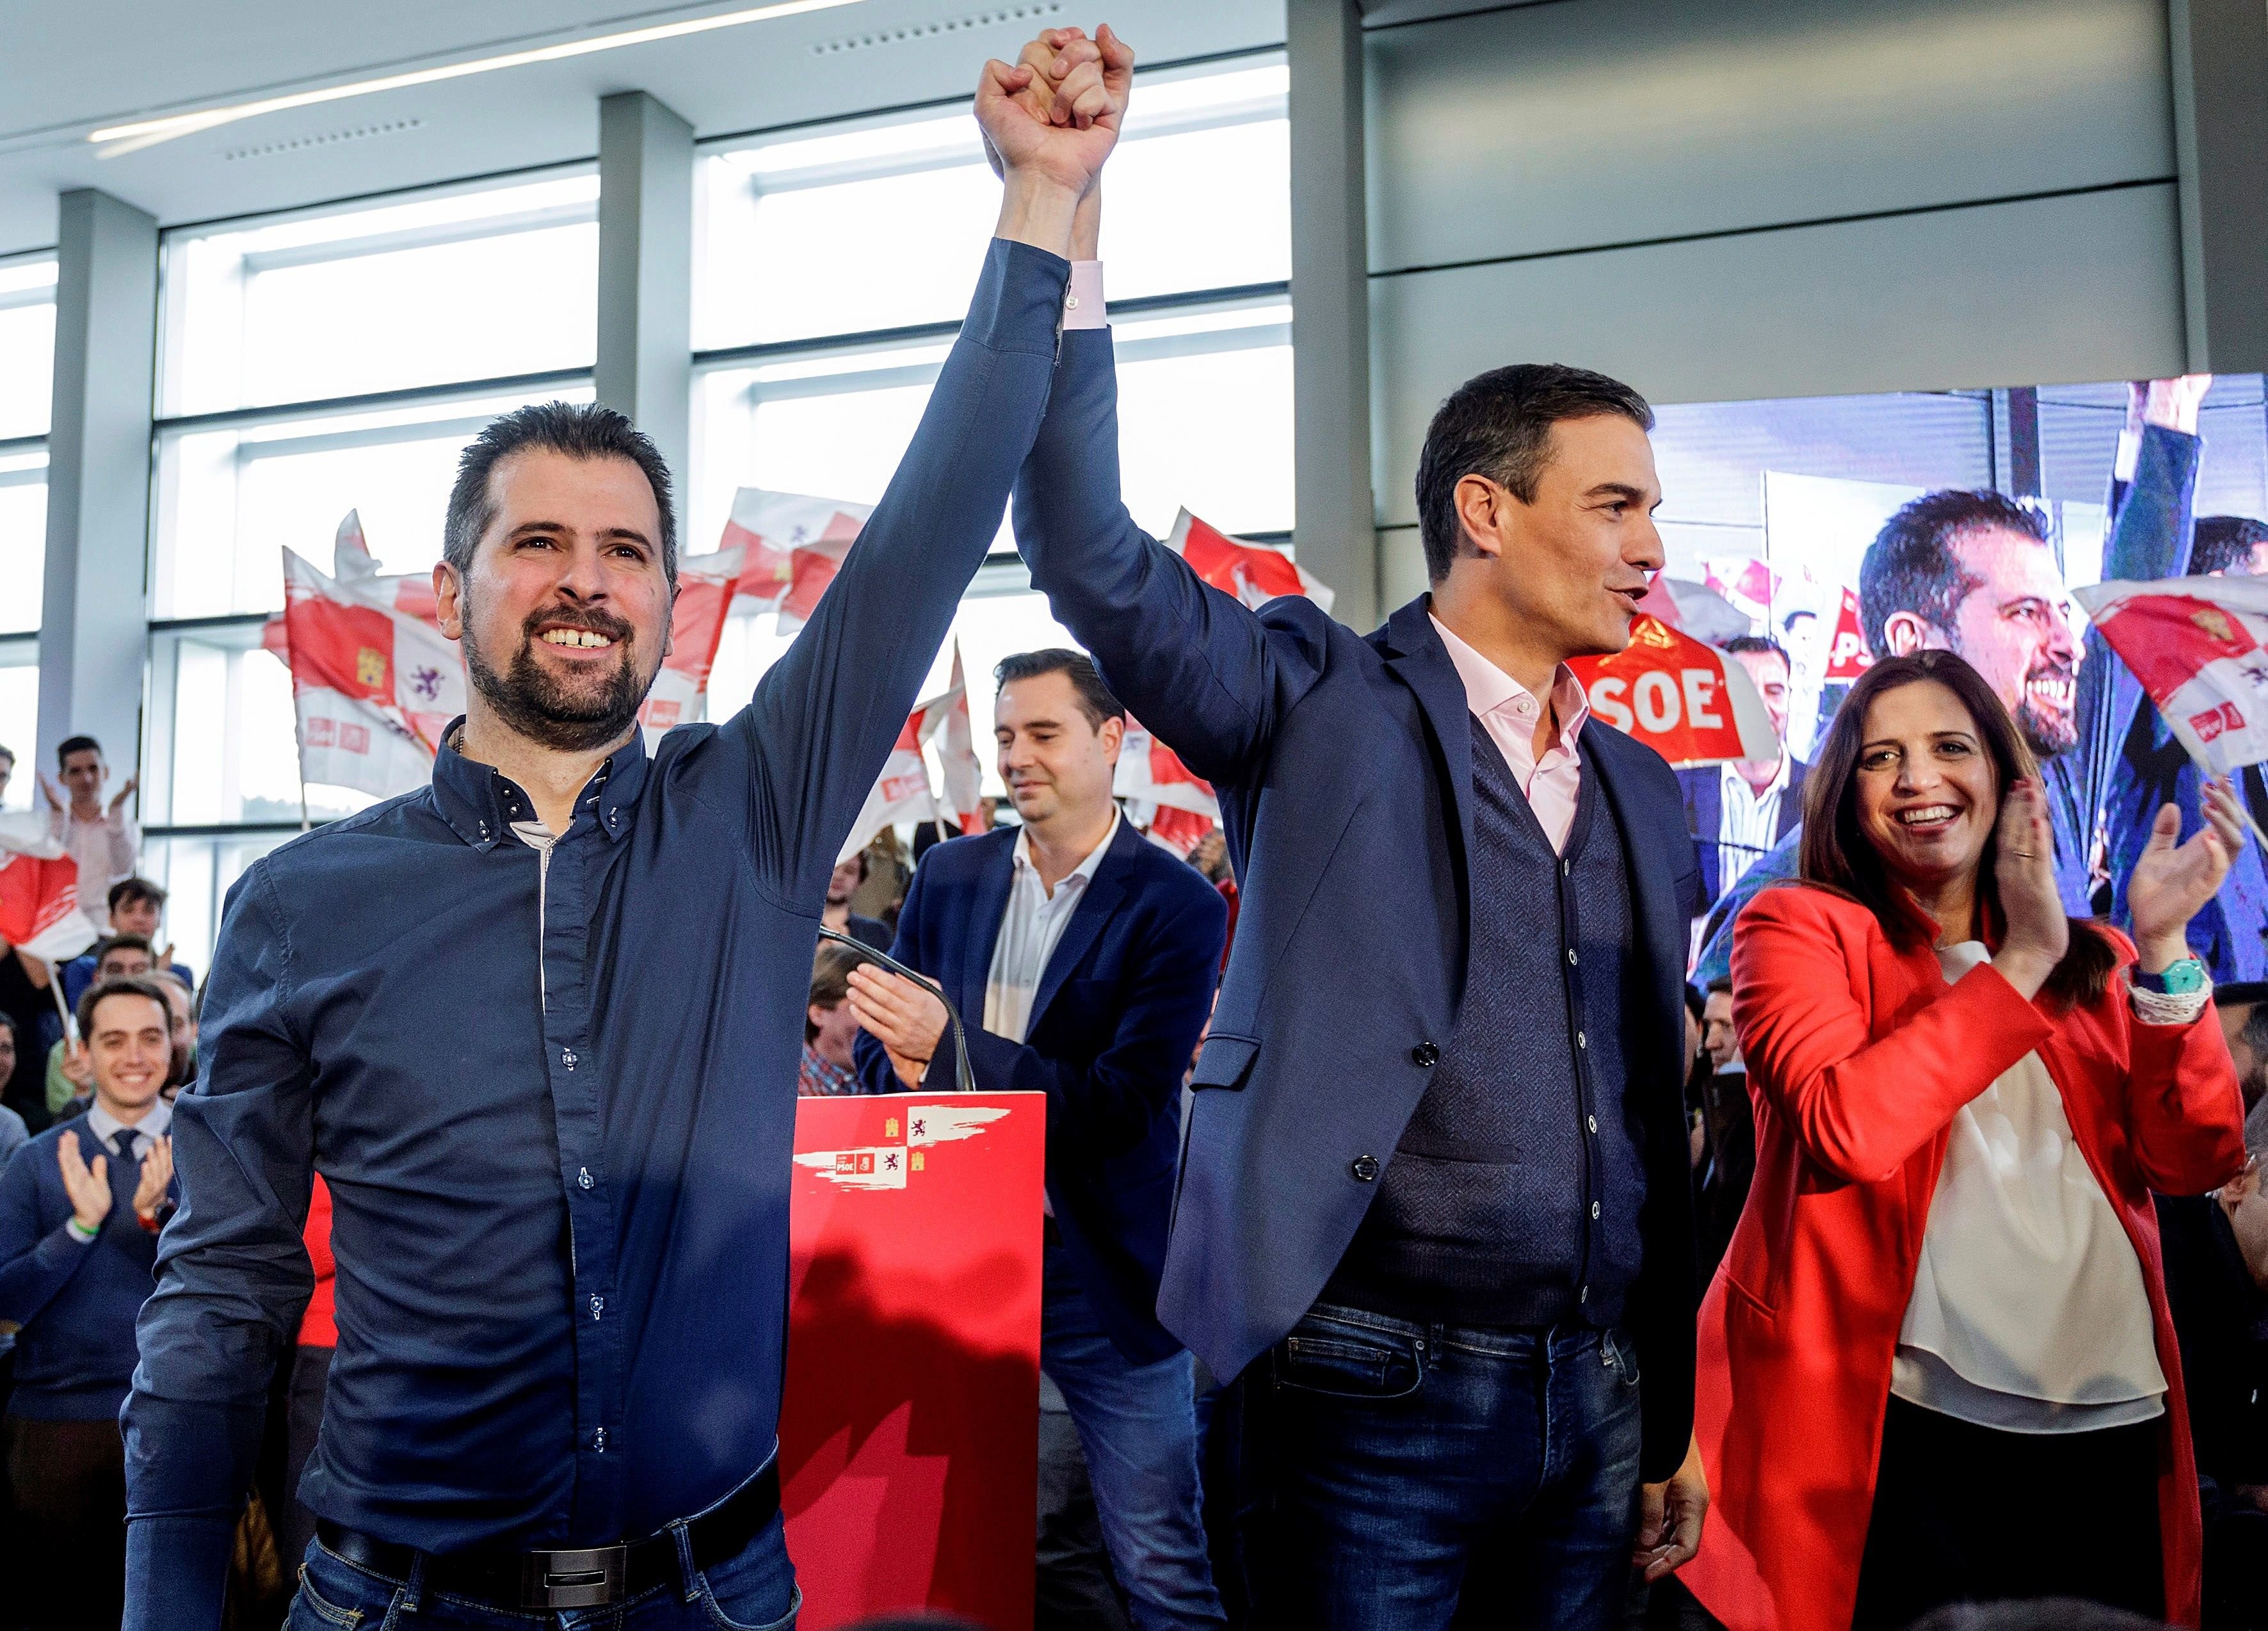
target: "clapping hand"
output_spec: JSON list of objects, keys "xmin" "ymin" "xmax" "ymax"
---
[
  {"xmin": 60, "ymin": 1038, "xmax": 93, "ymax": 1092},
  {"xmin": 1990, "ymin": 779, "xmax": 2069, "ymax": 997},
  {"xmin": 846, "ymin": 965, "xmax": 951, "ymax": 1090},
  {"xmin": 131, "ymin": 1136, "xmax": 173, "ymax": 1225},
  {"xmin": 56, "ymin": 1130, "xmax": 111, "ymax": 1232},
  {"xmin": 2128, "ymin": 778, "xmax": 2248, "ymax": 969},
  {"xmin": 108, "ymin": 775, "xmax": 137, "ymax": 819}
]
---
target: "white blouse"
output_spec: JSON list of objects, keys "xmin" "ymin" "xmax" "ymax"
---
[{"xmin": 1890, "ymin": 942, "xmax": 2168, "ymax": 1434}]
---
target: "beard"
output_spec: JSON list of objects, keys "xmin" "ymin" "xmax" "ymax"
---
[
  {"xmin": 2014, "ymin": 665, "xmax": 2079, "ymax": 759},
  {"xmin": 464, "ymin": 600, "xmax": 653, "ymax": 753}
]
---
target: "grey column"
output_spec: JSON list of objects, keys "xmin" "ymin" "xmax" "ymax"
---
[
  {"xmin": 2169, "ymin": 0, "xmax": 2268, "ymax": 373},
  {"xmin": 38, "ymin": 189, "xmax": 157, "ymax": 786},
  {"xmin": 596, "ymin": 91, "xmax": 695, "ymax": 537},
  {"xmin": 1287, "ymin": 0, "xmax": 1379, "ymax": 630}
]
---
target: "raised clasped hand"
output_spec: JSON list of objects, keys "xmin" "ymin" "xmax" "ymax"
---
[{"xmin": 976, "ymin": 24, "xmax": 1134, "ymax": 204}]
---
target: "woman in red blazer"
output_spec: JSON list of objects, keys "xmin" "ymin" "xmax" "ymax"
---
[{"xmin": 1682, "ymin": 650, "xmax": 2249, "ymax": 1630}]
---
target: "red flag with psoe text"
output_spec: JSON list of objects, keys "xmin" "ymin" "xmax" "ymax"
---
[
  {"xmin": 1823, "ymin": 586, "xmax": 1874, "ymax": 681},
  {"xmin": 1568, "ymin": 615, "xmax": 1780, "ymax": 767}
]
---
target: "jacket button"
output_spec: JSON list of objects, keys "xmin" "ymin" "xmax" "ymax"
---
[
  {"xmin": 1410, "ymin": 1042, "xmax": 1440, "ymax": 1068},
  {"xmin": 1350, "ymin": 1155, "xmax": 1380, "ymax": 1182}
]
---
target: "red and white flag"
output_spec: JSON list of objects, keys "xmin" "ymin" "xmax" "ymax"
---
[
  {"xmin": 2075, "ymin": 575, "xmax": 2268, "ymax": 775},
  {"xmin": 718, "ymin": 489, "xmax": 871, "ymax": 633},
  {"xmin": 935, "ymin": 642, "xmax": 986, "ymax": 836},
  {"xmin": 1703, "ymin": 556, "xmax": 1780, "ymax": 629},
  {"xmin": 836, "ymin": 680, "xmax": 965, "ymax": 866},
  {"xmin": 1167, "ymin": 510, "xmax": 1335, "ymax": 615},
  {"xmin": 0, "ymin": 814, "xmax": 102, "ymax": 963},
  {"xmin": 639, "ymin": 545, "xmax": 744, "ymax": 747},
  {"xmin": 1114, "ymin": 716, "xmax": 1219, "ymax": 819},
  {"xmin": 1569, "ymin": 614, "xmax": 1780, "ymax": 768},
  {"xmin": 283, "ymin": 547, "xmax": 467, "ymax": 798},
  {"xmin": 1823, "ymin": 586, "xmax": 1874, "ymax": 681}
]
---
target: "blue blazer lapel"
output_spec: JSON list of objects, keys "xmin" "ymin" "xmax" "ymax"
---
[
  {"xmin": 1026, "ymin": 818, "xmax": 1138, "ymax": 1036},
  {"xmin": 960, "ymin": 835, "xmax": 1017, "ymax": 1027},
  {"xmin": 1379, "ymin": 598, "xmax": 1475, "ymax": 904}
]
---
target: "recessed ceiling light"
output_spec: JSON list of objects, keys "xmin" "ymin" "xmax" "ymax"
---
[{"xmin": 90, "ymin": 0, "xmax": 872, "ymax": 156}]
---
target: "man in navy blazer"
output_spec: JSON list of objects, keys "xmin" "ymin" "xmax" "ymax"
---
[
  {"xmin": 848, "ymin": 648, "xmax": 1227, "ymax": 1630},
  {"xmin": 1003, "ymin": 54, "xmax": 1704, "ymax": 1625}
]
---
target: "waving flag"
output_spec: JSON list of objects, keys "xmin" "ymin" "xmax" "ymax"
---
[
  {"xmin": 639, "ymin": 545, "xmax": 744, "ymax": 746},
  {"xmin": 935, "ymin": 642, "xmax": 986, "ymax": 836},
  {"xmin": 718, "ymin": 489, "xmax": 872, "ymax": 632},
  {"xmin": 836, "ymin": 680, "xmax": 964, "ymax": 866},
  {"xmin": 1570, "ymin": 614, "xmax": 1780, "ymax": 767},
  {"xmin": 282, "ymin": 548, "xmax": 469, "ymax": 798},
  {"xmin": 2075, "ymin": 575, "xmax": 2268, "ymax": 775},
  {"xmin": 1167, "ymin": 510, "xmax": 1335, "ymax": 615},
  {"xmin": 1114, "ymin": 716, "xmax": 1219, "ymax": 819},
  {"xmin": 1703, "ymin": 556, "xmax": 1780, "ymax": 629},
  {"xmin": 0, "ymin": 813, "xmax": 102, "ymax": 963}
]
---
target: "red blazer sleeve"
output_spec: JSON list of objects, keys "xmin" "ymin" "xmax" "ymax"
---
[
  {"xmin": 2112, "ymin": 944, "xmax": 2248, "ymax": 1194},
  {"xmin": 1731, "ymin": 887, "xmax": 2056, "ymax": 1184}
]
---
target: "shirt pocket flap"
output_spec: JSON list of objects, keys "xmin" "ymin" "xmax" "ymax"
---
[{"xmin": 1190, "ymin": 1032, "xmax": 1260, "ymax": 1091}]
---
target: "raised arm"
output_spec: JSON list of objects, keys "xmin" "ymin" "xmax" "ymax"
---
[
  {"xmin": 727, "ymin": 40, "xmax": 1123, "ymax": 910},
  {"xmin": 123, "ymin": 865, "xmax": 318, "ymax": 1631}
]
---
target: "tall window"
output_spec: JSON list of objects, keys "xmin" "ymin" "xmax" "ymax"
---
[
  {"xmin": 145, "ymin": 172, "xmax": 600, "ymax": 964},
  {"xmin": 692, "ymin": 56, "xmax": 1292, "ymax": 751},
  {"xmin": 0, "ymin": 252, "xmax": 54, "ymax": 810}
]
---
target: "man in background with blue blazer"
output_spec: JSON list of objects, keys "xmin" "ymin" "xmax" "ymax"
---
[
  {"xmin": 848, "ymin": 648, "xmax": 1228, "ymax": 1630},
  {"xmin": 1001, "ymin": 36, "xmax": 1706, "ymax": 1626}
]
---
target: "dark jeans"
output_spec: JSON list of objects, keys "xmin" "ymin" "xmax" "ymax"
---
[
  {"xmin": 1230, "ymin": 1303, "xmax": 1645, "ymax": 1630},
  {"xmin": 6, "ymin": 1413, "xmax": 127, "ymax": 1631},
  {"xmin": 287, "ymin": 1512, "xmax": 798, "ymax": 1631},
  {"xmin": 1851, "ymin": 1395, "xmax": 2164, "ymax": 1630},
  {"xmin": 278, "ymin": 1347, "xmax": 334, "ymax": 1577}
]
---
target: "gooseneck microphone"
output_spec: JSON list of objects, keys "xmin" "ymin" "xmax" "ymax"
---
[{"xmin": 816, "ymin": 926, "xmax": 977, "ymax": 1095}]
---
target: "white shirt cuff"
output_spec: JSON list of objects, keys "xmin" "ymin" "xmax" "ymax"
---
[{"xmin": 1062, "ymin": 261, "xmax": 1107, "ymax": 330}]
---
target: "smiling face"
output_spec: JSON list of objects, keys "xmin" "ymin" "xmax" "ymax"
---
[
  {"xmin": 87, "ymin": 990, "xmax": 172, "ymax": 1118},
  {"xmin": 995, "ymin": 671, "xmax": 1122, "ymax": 833},
  {"xmin": 438, "ymin": 448, "xmax": 673, "ymax": 754},
  {"xmin": 1449, "ymin": 414, "xmax": 1666, "ymax": 664},
  {"xmin": 1936, "ymin": 529, "xmax": 2080, "ymax": 758},
  {"xmin": 1853, "ymin": 678, "xmax": 2002, "ymax": 902}
]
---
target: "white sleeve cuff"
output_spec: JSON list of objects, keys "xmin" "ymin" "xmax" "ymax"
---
[
  {"xmin": 1062, "ymin": 261, "xmax": 1107, "ymax": 330},
  {"xmin": 2129, "ymin": 978, "xmax": 2212, "ymax": 1028}
]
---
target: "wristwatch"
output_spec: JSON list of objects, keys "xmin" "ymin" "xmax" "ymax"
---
[{"xmin": 2134, "ymin": 956, "xmax": 2207, "ymax": 995}]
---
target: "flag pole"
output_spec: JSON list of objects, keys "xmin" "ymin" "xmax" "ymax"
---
[
  {"xmin": 47, "ymin": 961, "xmax": 72, "ymax": 1043},
  {"xmin": 2176, "ymin": 743, "xmax": 2268, "ymax": 858}
]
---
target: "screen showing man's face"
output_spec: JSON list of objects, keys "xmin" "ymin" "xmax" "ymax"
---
[
  {"xmin": 1731, "ymin": 650, "xmax": 1792, "ymax": 745},
  {"xmin": 1945, "ymin": 528, "xmax": 2080, "ymax": 758}
]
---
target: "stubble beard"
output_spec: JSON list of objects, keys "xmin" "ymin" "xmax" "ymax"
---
[{"xmin": 464, "ymin": 602, "xmax": 653, "ymax": 754}]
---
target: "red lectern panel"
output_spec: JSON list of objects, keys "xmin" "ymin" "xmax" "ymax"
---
[{"xmin": 780, "ymin": 1091, "xmax": 1046, "ymax": 1630}]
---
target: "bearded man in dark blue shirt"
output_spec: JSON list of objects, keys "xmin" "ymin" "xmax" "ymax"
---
[{"xmin": 121, "ymin": 33, "xmax": 1134, "ymax": 1631}]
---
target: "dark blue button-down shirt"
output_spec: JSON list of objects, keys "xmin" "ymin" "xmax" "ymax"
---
[{"xmin": 122, "ymin": 239, "xmax": 1069, "ymax": 1628}]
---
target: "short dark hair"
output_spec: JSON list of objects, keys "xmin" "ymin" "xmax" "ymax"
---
[
  {"xmin": 1721, "ymin": 636, "xmax": 1789, "ymax": 672},
  {"xmin": 108, "ymin": 878, "xmax": 166, "ymax": 915},
  {"xmin": 2191, "ymin": 514, "xmax": 2268, "ymax": 577},
  {"xmin": 444, "ymin": 402, "xmax": 679, "ymax": 590},
  {"xmin": 994, "ymin": 650, "xmax": 1125, "ymax": 731},
  {"xmin": 1705, "ymin": 976, "xmax": 1734, "ymax": 999},
  {"xmin": 95, "ymin": 933, "xmax": 156, "ymax": 968},
  {"xmin": 1414, "ymin": 364, "xmax": 1655, "ymax": 583},
  {"xmin": 1799, "ymin": 650, "xmax": 2116, "ymax": 1008},
  {"xmin": 1859, "ymin": 490, "xmax": 2047, "ymax": 659},
  {"xmin": 807, "ymin": 942, "xmax": 863, "ymax": 1043},
  {"xmin": 56, "ymin": 734, "xmax": 101, "ymax": 769},
  {"xmin": 0, "ymin": 744, "xmax": 13, "ymax": 767},
  {"xmin": 77, "ymin": 974, "xmax": 171, "ymax": 1041}
]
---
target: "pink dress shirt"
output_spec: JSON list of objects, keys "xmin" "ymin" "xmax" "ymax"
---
[{"xmin": 1429, "ymin": 615, "xmax": 1590, "ymax": 853}]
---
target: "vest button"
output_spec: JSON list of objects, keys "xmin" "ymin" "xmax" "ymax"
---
[
  {"xmin": 1350, "ymin": 1155, "xmax": 1380, "ymax": 1182},
  {"xmin": 1410, "ymin": 1042, "xmax": 1440, "ymax": 1068}
]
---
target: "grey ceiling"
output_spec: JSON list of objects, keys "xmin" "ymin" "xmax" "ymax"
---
[{"xmin": 0, "ymin": 0, "xmax": 1285, "ymax": 257}]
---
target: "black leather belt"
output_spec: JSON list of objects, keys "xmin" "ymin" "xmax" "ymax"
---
[{"xmin": 314, "ymin": 1460, "xmax": 780, "ymax": 1611}]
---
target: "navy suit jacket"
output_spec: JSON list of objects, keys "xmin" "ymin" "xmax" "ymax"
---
[
  {"xmin": 1675, "ymin": 756, "xmax": 1808, "ymax": 910},
  {"xmin": 855, "ymin": 819, "xmax": 1225, "ymax": 1365},
  {"xmin": 1012, "ymin": 326, "xmax": 1703, "ymax": 1481}
]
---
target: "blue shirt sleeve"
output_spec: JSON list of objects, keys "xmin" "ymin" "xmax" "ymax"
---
[{"xmin": 123, "ymin": 861, "xmax": 317, "ymax": 1631}]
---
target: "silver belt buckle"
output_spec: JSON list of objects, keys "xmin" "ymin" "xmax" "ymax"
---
[{"xmin": 522, "ymin": 1543, "xmax": 628, "ymax": 1609}]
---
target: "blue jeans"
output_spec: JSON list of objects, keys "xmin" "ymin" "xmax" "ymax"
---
[
  {"xmin": 1042, "ymin": 1241, "xmax": 1226, "ymax": 1631},
  {"xmin": 1230, "ymin": 1302, "xmax": 1645, "ymax": 1630},
  {"xmin": 286, "ymin": 1513, "xmax": 799, "ymax": 1631}
]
